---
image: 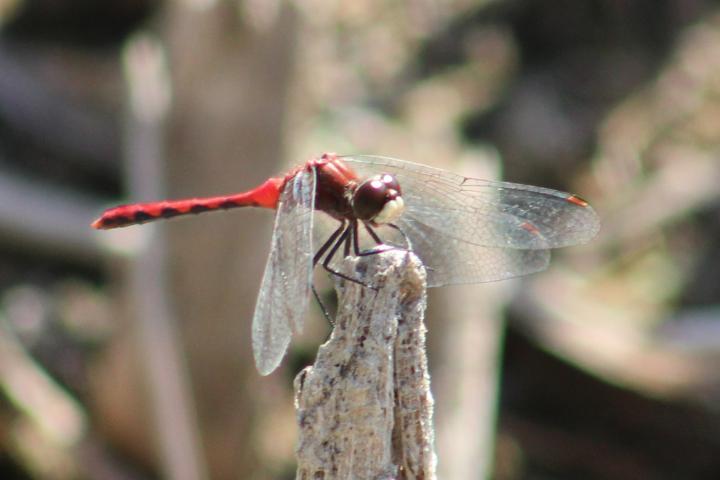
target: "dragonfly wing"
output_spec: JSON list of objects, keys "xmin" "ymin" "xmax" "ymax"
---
[
  {"xmin": 342, "ymin": 155, "xmax": 600, "ymax": 250},
  {"xmin": 397, "ymin": 216, "xmax": 550, "ymax": 286},
  {"xmin": 252, "ymin": 169, "xmax": 316, "ymax": 375}
]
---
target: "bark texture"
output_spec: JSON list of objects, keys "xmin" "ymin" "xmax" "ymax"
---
[{"xmin": 295, "ymin": 251, "xmax": 436, "ymax": 480}]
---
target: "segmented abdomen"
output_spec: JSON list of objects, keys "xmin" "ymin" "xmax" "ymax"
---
[{"xmin": 92, "ymin": 177, "xmax": 284, "ymax": 229}]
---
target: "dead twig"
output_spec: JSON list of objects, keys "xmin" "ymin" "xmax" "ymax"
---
[{"xmin": 295, "ymin": 250, "xmax": 436, "ymax": 480}]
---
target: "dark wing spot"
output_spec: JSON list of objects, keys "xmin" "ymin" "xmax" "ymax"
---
[
  {"xmin": 520, "ymin": 221, "xmax": 541, "ymax": 235},
  {"xmin": 566, "ymin": 194, "xmax": 589, "ymax": 207}
]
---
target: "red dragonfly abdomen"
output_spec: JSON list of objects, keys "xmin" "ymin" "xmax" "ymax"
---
[{"xmin": 92, "ymin": 176, "xmax": 285, "ymax": 230}]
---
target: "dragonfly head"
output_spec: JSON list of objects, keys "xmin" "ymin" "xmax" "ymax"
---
[{"xmin": 352, "ymin": 173, "xmax": 404, "ymax": 225}]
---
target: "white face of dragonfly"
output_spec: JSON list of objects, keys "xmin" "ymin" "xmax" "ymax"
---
[
  {"xmin": 352, "ymin": 173, "xmax": 405, "ymax": 224},
  {"xmin": 373, "ymin": 192, "xmax": 405, "ymax": 224}
]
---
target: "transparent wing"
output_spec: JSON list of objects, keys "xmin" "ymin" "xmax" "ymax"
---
[
  {"xmin": 318, "ymin": 213, "xmax": 551, "ymax": 287},
  {"xmin": 252, "ymin": 169, "xmax": 315, "ymax": 375},
  {"xmin": 342, "ymin": 155, "xmax": 600, "ymax": 250},
  {"xmin": 340, "ymin": 155, "xmax": 599, "ymax": 286},
  {"xmin": 397, "ymin": 217, "xmax": 550, "ymax": 286}
]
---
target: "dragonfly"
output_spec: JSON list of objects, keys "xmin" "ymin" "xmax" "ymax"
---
[{"xmin": 93, "ymin": 153, "xmax": 600, "ymax": 375}]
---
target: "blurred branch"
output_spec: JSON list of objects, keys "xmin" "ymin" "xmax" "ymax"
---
[
  {"xmin": 0, "ymin": 42, "xmax": 119, "ymax": 172},
  {"xmin": 514, "ymin": 269, "xmax": 710, "ymax": 398},
  {"xmin": 432, "ymin": 282, "xmax": 508, "ymax": 479},
  {"xmin": 157, "ymin": 2, "xmax": 301, "ymax": 476},
  {"xmin": 597, "ymin": 152, "xmax": 720, "ymax": 248},
  {"xmin": 294, "ymin": 251, "xmax": 436, "ymax": 479},
  {"xmin": 0, "ymin": 167, "xmax": 105, "ymax": 263},
  {"xmin": 0, "ymin": 314, "xmax": 86, "ymax": 479},
  {"xmin": 431, "ymin": 158, "xmax": 508, "ymax": 480},
  {"xmin": 122, "ymin": 35, "xmax": 208, "ymax": 480}
]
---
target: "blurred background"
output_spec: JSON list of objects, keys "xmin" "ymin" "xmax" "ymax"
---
[{"xmin": 0, "ymin": 0, "xmax": 719, "ymax": 478}]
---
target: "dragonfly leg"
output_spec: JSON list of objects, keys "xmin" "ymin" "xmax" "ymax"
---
[
  {"xmin": 308, "ymin": 221, "xmax": 347, "ymax": 329},
  {"xmin": 312, "ymin": 284, "xmax": 334, "ymax": 327},
  {"xmin": 313, "ymin": 220, "xmax": 347, "ymax": 266},
  {"xmin": 356, "ymin": 223, "xmax": 406, "ymax": 257},
  {"xmin": 352, "ymin": 218, "xmax": 361, "ymax": 256},
  {"xmin": 384, "ymin": 222, "xmax": 433, "ymax": 273},
  {"xmin": 387, "ymin": 223, "xmax": 413, "ymax": 251},
  {"xmin": 311, "ymin": 221, "xmax": 378, "ymax": 331},
  {"xmin": 320, "ymin": 221, "xmax": 378, "ymax": 290},
  {"xmin": 344, "ymin": 220, "xmax": 353, "ymax": 257}
]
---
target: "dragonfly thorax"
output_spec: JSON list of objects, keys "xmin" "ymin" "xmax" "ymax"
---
[{"xmin": 352, "ymin": 173, "xmax": 405, "ymax": 225}]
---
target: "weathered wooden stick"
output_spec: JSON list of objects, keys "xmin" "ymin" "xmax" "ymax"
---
[{"xmin": 294, "ymin": 250, "xmax": 437, "ymax": 480}]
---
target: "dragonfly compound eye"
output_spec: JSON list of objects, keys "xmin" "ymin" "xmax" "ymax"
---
[{"xmin": 352, "ymin": 174, "xmax": 405, "ymax": 224}]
